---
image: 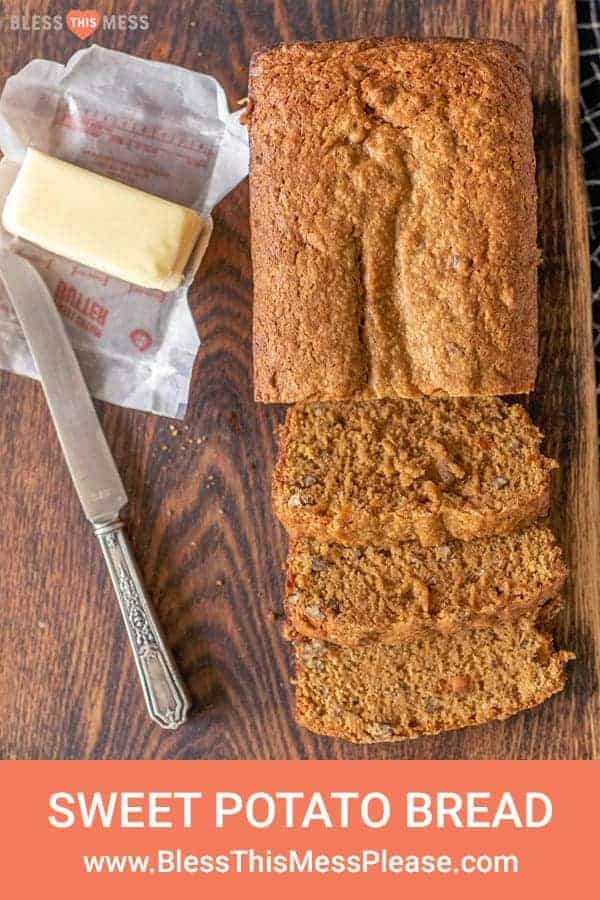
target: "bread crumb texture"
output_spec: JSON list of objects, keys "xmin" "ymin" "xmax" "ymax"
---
[
  {"xmin": 273, "ymin": 398, "xmax": 557, "ymax": 546},
  {"xmin": 293, "ymin": 620, "xmax": 573, "ymax": 743},
  {"xmin": 249, "ymin": 38, "xmax": 538, "ymax": 402},
  {"xmin": 286, "ymin": 525, "xmax": 567, "ymax": 645}
]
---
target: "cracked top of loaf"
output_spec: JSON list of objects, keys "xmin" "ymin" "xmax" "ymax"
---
[{"xmin": 248, "ymin": 37, "xmax": 538, "ymax": 403}]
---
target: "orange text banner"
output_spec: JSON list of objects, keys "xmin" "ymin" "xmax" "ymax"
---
[{"xmin": 0, "ymin": 760, "xmax": 596, "ymax": 898}]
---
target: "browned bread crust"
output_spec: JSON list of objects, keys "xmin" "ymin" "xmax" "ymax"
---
[
  {"xmin": 273, "ymin": 398, "xmax": 557, "ymax": 547},
  {"xmin": 249, "ymin": 37, "xmax": 538, "ymax": 403},
  {"xmin": 286, "ymin": 526, "xmax": 567, "ymax": 645},
  {"xmin": 292, "ymin": 621, "xmax": 573, "ymax": 743}
]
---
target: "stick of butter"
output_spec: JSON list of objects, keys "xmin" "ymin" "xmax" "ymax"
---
[{"xmin": 2, "ymin": 148, "xmax": 204, "ymax": 292}]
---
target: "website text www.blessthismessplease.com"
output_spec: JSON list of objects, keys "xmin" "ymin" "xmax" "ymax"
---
[{"xmin": 81, "ymin": 847, "xmax": 519, "ymax": 877}]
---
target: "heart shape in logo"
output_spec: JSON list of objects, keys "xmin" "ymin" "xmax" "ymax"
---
[
  {"xmin": 130, "ymin": 329, "xmax": 153, "ymax": 353},
  {"xmin": 66, "ymin": 9, "xmax": 101, "ymax": 40}
]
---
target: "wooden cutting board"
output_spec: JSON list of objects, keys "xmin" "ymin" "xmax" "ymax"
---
[{"xmin": 0, "ymin": 0, "xmax": 598, "ymax": 760}]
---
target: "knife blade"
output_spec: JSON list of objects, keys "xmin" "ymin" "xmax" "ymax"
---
[
  {"xmin": 0, "ymin": 250, "xmax": 191, "ymax": 730},
  {"xmin": 0, "ymin": 251, "xmax": 127, "ymax": 523}
]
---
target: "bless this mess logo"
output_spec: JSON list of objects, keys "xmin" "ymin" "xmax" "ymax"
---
[{"xmin": 9, "ymin": 11, "xmax": 150, "ymax": 39}]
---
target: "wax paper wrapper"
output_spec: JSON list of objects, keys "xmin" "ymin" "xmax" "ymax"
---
[{"xmin": 0, "ymin": 45, "xmax": 248, "ymax": 417}]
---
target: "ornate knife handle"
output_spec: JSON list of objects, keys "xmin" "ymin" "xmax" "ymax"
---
[{"xmin": 93, "ymin": 519, "xmax": 191, "ymax": 730}]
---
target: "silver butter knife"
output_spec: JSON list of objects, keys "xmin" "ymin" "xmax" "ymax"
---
[{"xmin": 0, "ymin": 251, "xmax": 191, "ymax": 730}]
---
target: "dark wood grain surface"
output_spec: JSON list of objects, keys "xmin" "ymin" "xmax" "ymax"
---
[{"xmin": 0, "ymin": 0, "xmax": 598, "ymax": 759}]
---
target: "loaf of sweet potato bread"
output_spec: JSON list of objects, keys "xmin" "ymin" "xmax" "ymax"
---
[
  {"xmin": 293, "ymin": 620, "xmax": 573, "ymax": 743},
  {"xmin": 273, "ymin": 398, "xmax": 557, "ymax": 547},
  {"xmin": 286, "ymin": 526, "xmax": 567, "ymax": 645},
  {"xmin": 249, "ymin": 37, "xmax": 538, "ymax": 403}
]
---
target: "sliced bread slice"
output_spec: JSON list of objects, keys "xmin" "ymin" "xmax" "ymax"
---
[
  {"xmin": 292, "ymin": 620, "xmax": 573, "ymax": 743},
  {"xmin": 273, "ymin": 398, "xmax": 556, "ymax": 546},
  {"xmin": 286, "ymin": 526, "xmax": 567, "ymax": 645}
]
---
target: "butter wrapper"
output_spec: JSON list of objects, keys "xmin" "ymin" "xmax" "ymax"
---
[{"xmin": 0, "ymin": 45, "xmax": 248, "ymax": 417}]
